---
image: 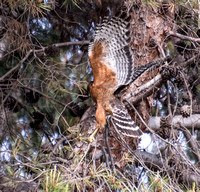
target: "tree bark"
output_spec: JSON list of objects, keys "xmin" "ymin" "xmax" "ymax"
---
[{"xmin": 148, "ymin": 114, "xmax": 200, "ymax": 131}]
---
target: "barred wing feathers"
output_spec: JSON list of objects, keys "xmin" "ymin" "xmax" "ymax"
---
[{"xmin": 88, "ymin": 16, "xmax": 134, "ymax": 88}]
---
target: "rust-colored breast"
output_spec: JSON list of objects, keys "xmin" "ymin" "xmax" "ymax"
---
[
  {"xmin": 89, "ymin": 42, "xmax": 116, "ymax": 85},
  {"xmin": 89, "ymin": 42, "xmax": 117, "ymax": 101},
  {"xmin": 89, "ymin": 42, "xmax": 118, "ymax": 128}
]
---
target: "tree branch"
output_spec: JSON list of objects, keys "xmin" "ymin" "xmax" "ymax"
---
[
  {"xmin": 53, "ymin": 40, "xmax": 90, "ymax": 48},
  {"xmin": 169, "ymin": 31, "xmax": 200, "ymax": 43},
  {"xmin": 125, "ymin": 73, "xmax": 164, "ymax": 104},
  {"xmin": 0, "ymin": 41, "xmax": 89, "ymax": 81},
  {"xmin": 0, "ymin": 50, "xmax": 32, "ymax": 81},
  {"xmin": 182, "ymin": 128, "xmax": 200, "ymax": 162},
  {"xmin": 135, "ymin": 150, "xmax": 200, "ymax": 187},
  {"xmin": 148, "ymin": 114, "xmax": 200, "ymax": 163},
  {"xmin": 148, "ymin": 114, "xmax": 200, "ymax": 131},
  {"xmin": 121, "ymin": 57, "xmax": 169, "ymax": 104}
]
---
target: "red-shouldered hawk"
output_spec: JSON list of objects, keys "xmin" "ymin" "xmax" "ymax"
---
[{"xmin": 88, "ymin": 15, "xmax": 143, "ymax": 142}]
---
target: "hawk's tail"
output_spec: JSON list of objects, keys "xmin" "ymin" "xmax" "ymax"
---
[{"xmin": 110, "ymin": 98, "xmax": 143, "ymax": 138}]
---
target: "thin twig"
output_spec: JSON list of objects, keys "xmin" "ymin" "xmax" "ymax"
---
[
  {"xmin": 18, "ymin": 83, "xmax": 75, "ymax": 109},
  {"xmin": 0, "ymin": 41, "xmax": 89, "ymax": 81},
  {"xmin": 182, "ymin": 53, "xmax": 200, "ymax": 67},
  {"xmin": 101, "ymin": 146, "xmax": 111, "ymax": 170},
  {"xmin": 181, "ymin": 127, "xmax": 200, "ymax": 163},
  {"xmin": 105, "ymin": 121, "xmax": 115, "ymax": 173},
  {"xmin": 0, "ymin": 50, "xmax": 32, "ymax": 81},
  {"xmin": 169, "ymin": 31, "xmax": 200, "ymax": 43},
  {"xmin": 53, "ymin": 40, "xmax": 90, "ymax": 48},
  {"xmin": 167, "ymin": 81, "xmax": 172, "ymax": 116},
  {"xmin": 52, "ymin": 137, "xmax": 68, "ymax": 155}
]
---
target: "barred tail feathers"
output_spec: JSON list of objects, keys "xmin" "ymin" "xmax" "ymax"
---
[{"xmin": 110, "ymin": 98, "xmax": 143, "ymax": 138}]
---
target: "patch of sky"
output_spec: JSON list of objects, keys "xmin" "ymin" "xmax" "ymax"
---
[
  {"xmin": 80, "ymin": 74, "xmax": 84, "ymax": 79},
  {"xmin": 38, "ymin": 18, "xmax": 52, "ymax": 31},
  {"xmin": 139, "ymin": 127, "xmax": 194, "ymax": 165},
  {"xmin": 18, "ymin": 117, "xmax": 33, "ymax": 137},
  {"xmin": 86, "ymin": 63, "xmax": 92, "ymax": 74},
  {"xmin": 67, "ymin": 73, "xmax": 77, "ymax": 91},
  {"xmin": 65, "ymin": 51, "xmax": 73, "ymax": 61},
  {"xmin": 51, "ymin": 132, "xmax": 58, "ymax": 145},
  {"xmin": 177, "ymin": 130, "xmax": 190, "ymax": 151},
  {"xmin": 31, "ymin": 17, "xmax": 52, "ymax": 35},
  {"xmin": 21, "ymin": 129, "xmax": 28, "ymax": 138},
  {"xmin": 154, "ymin": 99, "xmax": 164, "ymax": 115},
  {"xmin": 166, "ymin": 48, "xmax": 170, "ymax": 56},
  {"xmin": 139, "ymin": 132, "xmax": 167, "ymax": 154},
  {"xmin": 0, "ymin": 137, "xmax": 11, "ymax": 161},
  {"xmin": 138, "ymin": 133, "xmax": 153, "ymax": 152},
  {"xmin": 42, "ymin": 132, "xmax": 58, "ymax": 146}
]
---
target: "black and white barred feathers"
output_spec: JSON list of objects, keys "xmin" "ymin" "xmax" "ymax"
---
[
  {"xmin": 89, "ymin": 12, "xmax": 162, "ymax": 138},
  {"xmin": 88, "ymin": 15, "xmax": 135, "ymax": 87}
]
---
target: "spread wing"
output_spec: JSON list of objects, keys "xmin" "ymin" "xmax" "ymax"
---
[{"xmin": 88, "ymin": 16, "xmax": 134, "ymax": 89}]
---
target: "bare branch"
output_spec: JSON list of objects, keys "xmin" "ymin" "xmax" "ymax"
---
[
  {"xmin": 182, "ymin": 128, "xmax": 200, "ymax": 162},
  {"xmin": 169, "ymin": 31, "xmax": 200, "ymax": 43},
  {"xmin": 135, "ymin": 150, "xmax": 200, "ymax": 187},
  {"xmin": 0, "ymin": 50, "xmax": 32, "ymax": 81},
  {"xmin": 124, "ymin": 73, "xmax": 164, "ymax": 103},
  {"xmin": 53, "ymin": 40, "xmax": 90, "ymax": 48},
  {"xmin": 148, "ymin": 114, "xmax": 200, "ymax": 131},
  {"xmin": 0, "ymin": 41, "xmax": 89, "ymax": 81}
]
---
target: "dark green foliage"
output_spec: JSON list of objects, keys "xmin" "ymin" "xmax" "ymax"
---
[{"xmin": 0, "ymin": 0, "xmax": 200, "ymax": 191}]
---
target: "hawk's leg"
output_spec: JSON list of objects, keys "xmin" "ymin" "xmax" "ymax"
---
[{"xmin": 105, "ymin": 118, "xmax": 115, "ymax": 172}]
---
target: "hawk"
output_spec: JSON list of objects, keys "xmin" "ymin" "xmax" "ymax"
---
[{"xmin": 88, "ymin": 14, "xmax": 144, "ymax": 142}]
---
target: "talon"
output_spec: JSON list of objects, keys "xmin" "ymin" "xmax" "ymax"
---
[
  {"xmin": 88, "ymin": 127, "xmax": 100, "ymax": 143},
  {"xmin": 88, "ymin": 135, "xmax": 95, "ymax": 143}
]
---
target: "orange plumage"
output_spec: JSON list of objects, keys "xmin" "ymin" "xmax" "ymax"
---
[{"xmin": 88, "ymin": 15, "xmax": 143, "ymax": 141}]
